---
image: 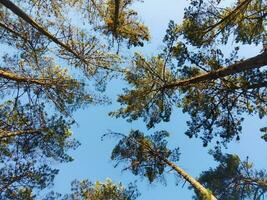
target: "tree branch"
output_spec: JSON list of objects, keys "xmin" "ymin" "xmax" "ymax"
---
[{"xmin": 160, "ymin": 51, "xmax": 267, "ymax": 90}]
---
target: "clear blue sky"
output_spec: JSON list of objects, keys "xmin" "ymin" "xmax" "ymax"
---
[{"xmin": 52, "ymin": 1, "xmax": 267, "ymax": 199}]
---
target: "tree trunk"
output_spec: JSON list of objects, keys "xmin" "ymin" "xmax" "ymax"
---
[
  {"xmin": 0, "ymin": 0, "xmax": 83, "ymax": 60},
  {"xmin": 161, "ymin": 51, "xmax": 267, "ymax": 90},
  {"xmin": 0, "ymin": 129, "xmax": 44, "ymax": 139},
  {"xmin": 203, "ymin": 0, "xmax": 253, "ymax": 34},
  {"xmin": 0, "ymin": 0, "xmax": 119, "ymax": 72},
  {"xmin": 0, "ymin": 69, "xmax": 48, "ymax": 85},
  {"xmin": 113, "ymin": 0, "xmax": 120, "ymax": 36},
  {"xmin": 163, "ymin": 158, "xmax": 217, "ymax": 200}
]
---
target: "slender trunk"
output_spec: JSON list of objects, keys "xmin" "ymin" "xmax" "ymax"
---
[
  {"xmin": 0, "ymin": 129, "xmax": 43, "ymax": 139},
  {"xmin": 0, "ymin": 0, "xmax": 116, "ymax": 72},
  {"xmin": 0, "ymin": 68, "xmax": 48, "ymax": 85},
  {"xmin": 146, "ymin": 143, "xmax": 217, "ymax": 199},
  {"xmin": 203, "ymin": 0, "xmax": 253, "ymax": 34},
  {"xmin": 113, "ymin": 0, "xmax": 120, "ymax": 36},
  {"xmin": 163, "ymin": 158, "xmax": 217, "ymax": 200},
  {"xmin": 161, "ymin": 51, "xmax": 267, "ymax": 90},
  {"xmin": 0, "ymin": 0, "xmax": 82, "ymax": 60},
  {"xmin": 0, "ymin": 69, "xmax": 44, "ymax": 85}
]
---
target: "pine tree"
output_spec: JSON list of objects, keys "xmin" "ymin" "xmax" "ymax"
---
[
  {"xmin": 0, "ymin": 0, "xmax": 149, "ymax": 197},
  {"xmin": 193, "ymin": 150, "xmax": 267, "ymax": 200},
  {"xmin": 108, "ymin": 130, "xmax": 217, "ymax": 200},
  {"xmin": 111, "ymin": 0, "xmax": 267, "ymax": 146}
]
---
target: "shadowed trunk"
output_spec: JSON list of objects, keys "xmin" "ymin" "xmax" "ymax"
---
[
  {"xmin": 113, "ymin": 0, "xmax": 120, "ymax": 36},
  {"xmin": 161, "ymin": 51, "xmax": 267, "ymax": 90}
]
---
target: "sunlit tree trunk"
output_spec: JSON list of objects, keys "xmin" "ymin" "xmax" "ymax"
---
[
  {"xmin": 0, "ymin": 68, "xmax": 55, "ymax": 86},
  {"xmin": 163, "ymin": 158, "xmax": 217, "ymax": 200}
]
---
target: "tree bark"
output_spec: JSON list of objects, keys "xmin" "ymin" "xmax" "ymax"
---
[
  {"xmin": 144, "ymin": 141, "xmax": 217, "ymax": 199},
  {"xmin": 163, "ymin": 158, "xmax": 217, "ymax": 200},
  {"xmin": 113, "ymin": 0, "xmax": 120, "ymax": 36},
  {"xmin": 161, "ymin": 51, "xmax": 267, "ymax": 90},
  {"xmin": 0, "ymin": 68, "xmax": 50, "ymax": 86},
  {"xmin": 0, "ymin": 129, "xmax": 44, "ymax": 139}
]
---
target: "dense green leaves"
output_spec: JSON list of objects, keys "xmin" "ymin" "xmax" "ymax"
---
[
  {"xmin": 193, "ymin": 150, "xmax": 267, "ymax": 199},
  {"xmin": 88, "ymin": 0, "xmax": 150, "ymax": 47},
  {"xmin": 0, "ymin": 101, "xmax": 79, "ymax": 197},
  {"xmin": 60, "ymin": 179, "xmax": 140, "ymax": 200},
  {"xmin": 112, "ymin": 6, "xmax": 267, "ymax": 145},
  {"xmin": 0, "ymin": 0, "xmax": 125, "ymax": 196},
  {"xmin": 109, "ymin": 130, "xmax": 180, "ymax": 183},
  {"xmin": 182, "ymin": 0, "xmax": 267, "ymax": 46},
  {"xmin": 109, "ymin": 53, "xmax": 178, "ymax": 128}
]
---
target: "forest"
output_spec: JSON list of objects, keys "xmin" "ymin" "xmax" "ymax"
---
[{"xmin": 0, "ymin": 0, "xmax": 266, "ymax": 199}]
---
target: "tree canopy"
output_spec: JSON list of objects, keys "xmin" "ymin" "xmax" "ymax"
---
[{"xmin": 0, "ymin": 0, "xmax": 266, "ymax": 199}]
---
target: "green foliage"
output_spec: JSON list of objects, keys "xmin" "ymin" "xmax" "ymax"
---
[
  {"xmin": 260, "ymin": 127, "xmax": 267, "ymax": 141},
  {"xmin": 192, "ymin": 150, "xmax": 267, "ymax": 200},
  {"xmin": 182, "ymin": 0, "xmax": 266, "ymax": 46},
  {"xmin": 6, "ymin": 188, "xmax": 35, "ymax": 200},
  {"xmin": 0, "ymin": 101, "xmax": 80, "ymax": 198},
  {"xmin": 88, "ymin": 0, "xmax": 150, "ymax": 47},
  {"xmin": 61, "ymin": 179, "xmax": 140, "ymax": 200},
  {"xmin": 1, "ymin": 0, "xmax": 266, "ymax": 199},
  {"xmin": 109, "ymin": 53, "xmax": 178, "ymax": 128},
  {"xmin": 109, "ymin": 130, "xmax": 180, "ymax": 183},
  {"xmin": 0, "ymin": 0, "xmax": 124, "ymax": 196},
  {"xmin": 112, "ymin": 10, "xmax": 267, "ymax": 146}
]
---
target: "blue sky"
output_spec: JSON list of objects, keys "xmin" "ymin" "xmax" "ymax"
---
[{"xmin": 52, "ymin": 0, "xmax": 267, "ymax": 199}]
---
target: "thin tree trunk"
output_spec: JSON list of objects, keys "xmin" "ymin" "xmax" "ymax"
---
[
  {"xmin": 113, "ymin": 0, "xmax": 120, "ymax": 36},
  {"xmin": 0, "ymin": 68, "xmax": 49, "ymax": 85},
  {"xmin": 144, "ymin": 141, "xmax": 217, "ymax": 199},
  {"xmin": 0, "ymin": 0, "xmax": 82, "ymax": 59},
  {"xmin": 203, "ymin": 0, "xmax": 253, "ymax": 34},
  {"xmin": 163, "ymin": 158, "xmax": 217, "ymax": 200},
  {"xmin": 0, "ymin": 0, "xmax": 115, "ymax": 71},
  {"xmin": 160, "ymin": 51, "xmax": 267, "ymax": 90},
  {"xmin": 0, "ymin": 129, "xmax": 44, "ymax": 139}
]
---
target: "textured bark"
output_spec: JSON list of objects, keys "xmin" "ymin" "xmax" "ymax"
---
[
  {"xmin": 0, "ymin": 129, "xmax": 44, "ymax": 139},
  {"xmin": 161, "ymin": 51, "xmax": 267, "ymax": 90},
  {"xmin": 163, "ymin": 158, "xmax": 217, "ymax": 200},
  {"xmin": 0, "ymin": 69, "xmax": 49, "ymax": 85},
  {"xmin": 113, "ymin": 0, "xmax": 120, "ymax": 36}
]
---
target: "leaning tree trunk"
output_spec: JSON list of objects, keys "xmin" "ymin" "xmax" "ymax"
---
[
  {"xmin": 0, "ymin": 69, "xmax": 49, "ymax": 85},
  {"xmin": 0, "ymin": 0, "xmax": 118, "ymax": 73},
  {"xmin": 163, "ymin": 158, "xmax": 217, "ymax": 200},
  {"xmin": 160, "ymin": 50, "xmax": 267, "ymax": 90},
  {"xmin": 0, "ymin": 0, "xmax": 86, "ymax": 61}
]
